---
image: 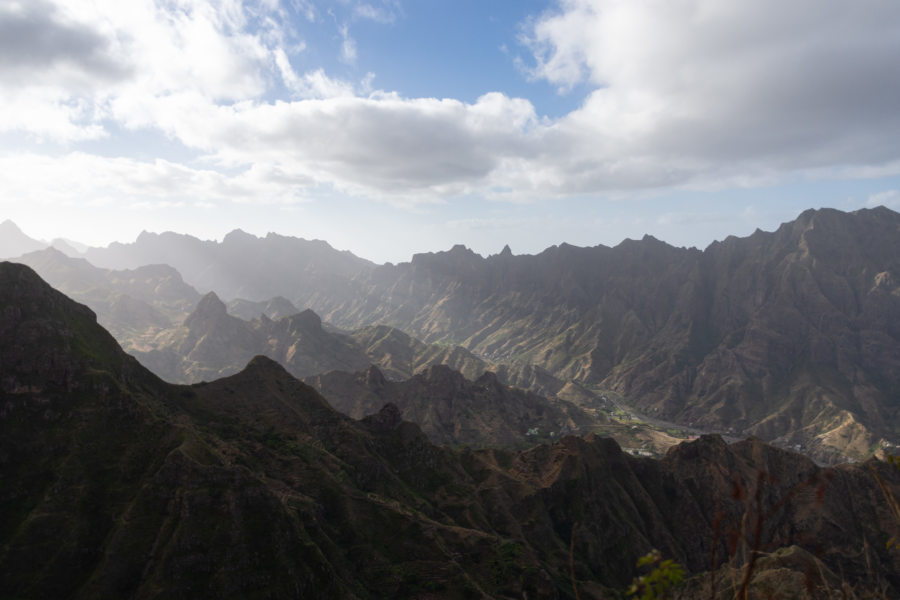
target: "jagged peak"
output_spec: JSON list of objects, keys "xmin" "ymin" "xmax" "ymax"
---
[
  {"xmin": 364, "ymin": 364, "xmax": 387, "ymax": 387},
  {"xmin": 475, "ymin": 370, "xmax": 501, "ymax": 387},
  {"xmin": 420, "ymin": 363, "xmax": 467, "ymax": 383},
  {"xmin": 223, "ymin": 228, "xmax": 258, "ymax": 244},
  {"xmin": 0, "ymin": 219, "xmax": 24, "ymax": 233},
  {"xmin": 243, "ymin": 354, "xmax": 288, "ymax": 373},
  {"xmin": 184, "ymin": 292, "xmax": 227, "ymax": 325},
  {"xmin": 135, "ymin": 230, "xmax": 157, "ymax": 243},
  {"xmin": 285, "ymin": 308, "xmax": 322, "ymax": 331},
  {"xmin": 196, "ymin": 291, "xmax": 226, "ymax": 312},
  {"xmin": 411, "ymin": 244, "xmax": 484, "ymax": 265},
  {"xmin": 664, "ymin": 433, "xmax": 729, "ymax": 461},
  {"xmin": 362, "ymin": 402, "xmax": 403, "ymax": 431}
]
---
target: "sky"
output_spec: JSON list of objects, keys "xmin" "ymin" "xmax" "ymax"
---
[{"xmin": 2, "ymin": 0, "xmax": 900, "ymax": 264}]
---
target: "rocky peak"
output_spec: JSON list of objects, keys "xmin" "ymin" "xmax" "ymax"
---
[
  {"xmin": 419, "ymin": 364, "xmax": 467, "ymax": 388},
  {"xmin": 364, "ymin": 364, "xmax": 387, "ymax": 388},
  {"xmin": 0, "ymin": 219, "xmax": 25, "ymax": 235},
  {"xmin": 362, "ymin": 402, "xmax": 403, "ymax": 432},
  {"xmin": 222, "ymin": 228, "xmax": 258, "ymax": 245},
  {"xmin": 243, "ymin": 354, "xmax": 287, "ymax": 374},
  {"xmin": 134, "ymin": 230, "xmax": 157, "ymax": 243},
  {"xmin": 184, "ymin": 291, "xmax": 227, "ymax": 326},
  {"xmin": 474, "ymin": 370, "xmax": 501, "ymax": 389},
  {"xmin": 0, "ymin": 220, "xmax": 47, "ymax": 258},
  {"xmin": 285, "ymin": 308, "xmax": 322, "ymax": 333}
]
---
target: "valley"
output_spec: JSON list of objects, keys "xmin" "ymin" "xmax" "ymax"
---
[
  {"xmin": 8, "ymin": 206, "xmax": 900, "ymax": 464},
  {"xmin": 3, "ymin": 260, "xmax": 900, "ymax": 598}
]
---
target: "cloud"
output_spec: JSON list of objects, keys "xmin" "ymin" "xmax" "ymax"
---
[
  {"xmin": 0, "ymin": 152, "xmax": 313, "ymax": 208},
  {"xmin": 274, "ymin": 51, "xmax": 356, "ymax": 99},
  {"xmin": 0, "ymin": 0, "xmax": 280, "ymax": 141},
  {"xmin": 0, "ymin": 0, "xmax": 130, "ymax": 86},
  {"xmin": 521, "ymin": 0, "xmax": 900, "ymax": 181},
  {"xmin": 3, "ymin": 0, "xmax": 900, "ymax": 206},
  {"xmin": 353, "ymin": 1, "xmax": 400, "ymax": 24},
  {"xmin": 339, "ymin": 23, "xmax": 357, "ymax": 64},
  {"xmin": 124, "ymin": 90, "xmax": 541, "ymax": 203},
  {"xmin": 868, "ymin": 190, "xmax": 900, "ymax": 209}
]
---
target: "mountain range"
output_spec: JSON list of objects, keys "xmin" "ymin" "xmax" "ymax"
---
[
  {"xmin": 13, "ymin": 247, "xmax": 621, "ymax": 452},
  {"xmin": 25, "ymin": 206, "xmax": 900, "ymax": 463},
  {"xmin": 4, "ymin": 260, "xmax": 900, "ymax": 598}
]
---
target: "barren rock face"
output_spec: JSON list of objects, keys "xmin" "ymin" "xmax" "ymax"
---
[
  {"xmin": 4, "ymin": 261, "xmax": 900, "ymax": 599},
  {"xmin": 301, "ymin": 207, "xmax": 900, "ymax": 462}
]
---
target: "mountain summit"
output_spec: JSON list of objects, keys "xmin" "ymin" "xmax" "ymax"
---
[{"xmin": 0, "ymin": 220, "xmax": 46, "ymax": 259}]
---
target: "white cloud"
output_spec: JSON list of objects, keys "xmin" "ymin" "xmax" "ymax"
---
[
  {"xmin": 0, "ymin": 152, "xmax": 312, "ymax": 208},
  {"xmin": 868, "ymin": 190, "xmax": 900, "ymax": 209},
  {"xmin": 130, "ymin": 91, "xmax": 540, "ymax": 203},
  {"xmin": 522, "ymin": 0, "xmax": 900, "ymax": 180},
  {"xmin": 274, "ymin": 50, "xmax": 356, "ymax": 99},
  {"xmin": 353, "ymin": 2, "xmax": 400, "ymax": 24},
  {"xmin": 339, "ymin": 23, "xmax": 357, "ymax": 64},
  {"xmin": 3, "ymin": 0, "xmax": 900, "ymax": 209}
]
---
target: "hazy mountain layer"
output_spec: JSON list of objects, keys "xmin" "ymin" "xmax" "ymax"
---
[
  {"xmin": 3, "ymin": 261, "xmax": 900, "ymax": 598},
  {"xmin": 9, "ymin": 250, "xmax": 611, "ymax": 450},
  {"xmin": 13, "ymin": 207, "xmax": 900, "ymax": 462},
  {"xmin": 84, "ymin": 228, "xmax": 373, "ymax": 302},
  {"xmin": 0, "ymin": 220, "xmax": 46, "ymax": 259},
  {"xmin": 13, "ymin": 247, "xmax": 201, "ymax": 345},
  {"xmin": 136, "ymin": 291, "xmax": 373, "ymax": 383},
  {"xmin": 226, "ymin": 295, "xmax": 300, "ymax": 321}
]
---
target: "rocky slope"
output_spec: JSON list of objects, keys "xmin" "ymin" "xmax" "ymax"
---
[
  {"xmin": 13, "ymin": 248, "xmax": 571, "ymax": 396},
  {"xmin": 13, "ymin": 247, "xmax": 201, "ymax": 343},
  {"xmin": 136, "ymin": 295, "xmax": 616, "ymax": 451},
  {"xmin": 305, "ymin": 364, "xmax": 598, "ymax": 449},
  {"xmin": 226, "ymin": 295, "xmax": 300, "ymax": 321},
  {"xmin": 14, "ymin": 207, "xmax": 900, "ymax": 462},
  {"xmin": 134, "ymin": 291, "xmax": 372, "ymax": 383},
  {"xmin": 304, "ymin": 207, "xmax": 900, "ymax": 463},
  {"xmin": 5, "ymin": 261, "xmax": 900, "ymax": 598}
]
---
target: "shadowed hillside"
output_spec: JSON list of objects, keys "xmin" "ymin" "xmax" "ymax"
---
[{"xmin": 3, "ymin": 261, "xmax": 900, "ymax": 598}]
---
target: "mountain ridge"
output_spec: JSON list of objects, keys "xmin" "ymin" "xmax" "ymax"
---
[
  {"xmin": 4, "ymin": 260, "xmax": 900, "ymax": 598},
  {"xmin": 8, "ymin": 206, "xmax": 900, "ymax": 462}
]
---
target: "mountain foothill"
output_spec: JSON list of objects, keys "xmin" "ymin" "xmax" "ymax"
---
[{"xmin": 4, "ymin": 206, "xmax": 900, "ymax": 596}]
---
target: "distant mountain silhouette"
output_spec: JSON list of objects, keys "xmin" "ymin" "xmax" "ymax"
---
[
  {"xmin": 84, "ymin": 228, "xmax": 373, "ymax": 301},
  {"xmin": 0, "ymin": 219, "xmax": 46, "ymax": 258},
  {"xmin": 50, "ymin": 238, "xmax": 83, "ymax": 257},
  {"xmin": 3, "ymin": 260, "xmax": 900, "ymax": 598}
]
